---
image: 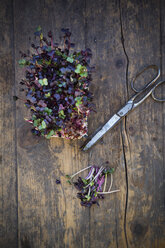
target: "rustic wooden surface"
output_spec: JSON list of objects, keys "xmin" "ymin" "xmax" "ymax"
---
[{"xmin": 0, "ymin": 0, "xmax": 164, "ymax": 247}]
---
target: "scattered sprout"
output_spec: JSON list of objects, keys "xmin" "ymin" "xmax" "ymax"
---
[
  {"xmin": 66, "ymin": 164, "xmax": 119, "ymax": 207},
  {"xmin": 56, "ymin": 179, "xmax": 61, "ymax": 184}
]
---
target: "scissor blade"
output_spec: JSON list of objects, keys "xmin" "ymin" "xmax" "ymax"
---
[{"xmin": 82, "ymin": 114, "xmax": 121, "ymax": 151}]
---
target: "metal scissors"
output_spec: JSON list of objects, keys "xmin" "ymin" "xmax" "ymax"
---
[{"xmin": 81, "ymin": 65, "xmax": 165, "ymax": 151}]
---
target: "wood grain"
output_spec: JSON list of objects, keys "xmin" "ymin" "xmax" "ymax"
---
[
  {"xmin": 120, "ymin": 0, "xmax": 165, "ymax": 247},
  {"xmin": 14, "ymin": 1, "xmax": 90, "ymax": 247},
  {"xmin": 84, "ymin": 0, "xmax": 127, "ymax": 247},
  {"xmin": 0, "ymin": 0, "xmax": 18, "ymax": 247},
  {"xmin": 0, "ymin": 0, "xmax": 164, "ymax": 247}
]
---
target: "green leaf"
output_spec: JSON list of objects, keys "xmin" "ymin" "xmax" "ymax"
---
[
  {"xmin": 46, "ymin": 130, "xmax": 54, "ymax": 139},
  {"xmin": 80, "ymin": 71, "xmax": 88, "ymax": 77},
  {"xmin": 105, "ymin": 168, "xmax": 115, "ymax": 175},
  {"xmin": 56, "ymin": 50, "xmax": 63, "ymax": 56},
  {"xmin": 36, "ymin": 26, "xmax": 42, "ymax": 32},
  {"xmin": 41, "ymin": 120, "xmax": 46, "ymax": 129},
  {"xmin": 56, "ymin": 88, "xmax": 62, "ymax": 93},
  {"xmin": 45, "ymin": 92, "xmax": 51, "ymax": 97},
  {"xmin": 40, "ymin": 130, "xmax": 45, "ymax": 136},
  {"xmin": 75, "ymin": 64, "xmax": 88, "ymax": 77},
  {"xmin": 67, "ymin": 57, "xmax": 74, "ymax": 63},
  {"xmin": 59, "ymin": 110, "xmax": 66, "ymax": 119},
  {"xmin": 80, "ymin": 66, "xmax": 88, "ymax": 77},
  {"xmin": 34, "ymin": 120, "xmax": 38, "ymax": 127},
  {"xmin": 103, "ymin": 167, "xmax": 115, "ymax": 175},
  {"xmin": 18, "ymin": 59, "xmax": 27, "ymax": 67},
  {"xmin": 39, "ymin": 78, "xmax": 48, "ymax": 86},
  {"xmin": 82, "ymin": 178, "xmax": 88, "ymax": 185},
  {"xmin": 38, "ymin": 125, "xmax": 43, "ymax": 130},
  {"xmin": 75, "ymin": 96, "xmax": 82, "ymax": 107},
  {"xmin": 66, "ymin": 175, "xmax": 71, "ymax": 179},
  {"xmin": 44, "ymin": 60, "xmax": 51, "ymax": 65},
  {"xmin": 39, "ymin": 79, "xmax": 43, "ymax": 85},
  {"xmin": 44, "ymin": 107, "xmax": 52, "ymax": 115},
  {"xmin": 109, "ymin": 168, "xmax": 115, "ymax": 174},
  {"xmin": 75, "ymin": 96, "xmax": 82, "ymax": 102},
  {"xmin": 94, "ymin": 192, "xmax": 98, "ymax": 197},
  {"xmin": 67, "ymin": 180, "xmax": 72, "ymax": 185},
  {"xmin": 32, "ymin": 115, "xmax": 37, "ymax": 120},
  {"xmin": 85, "ymin": 195, "xmax": 91, "ymax": 201},
  {"xmin": 63, "ymin": 54, "xmax": 67, "ymax": 59},
  {"xmin": 43, "ymin": 78, "xmax": 48, "ymax": 85},
  {"xmin": 89, "ymin": 181, "xmax": 94, "ymax": 186},
  {"xmin": 58, "ymin": 82, "xmax": 66, "ymax": 87},
  {"xmin": 65, "ymin": 175, "xmax": 72, "ymax": 184},
  {"xmin": 34, "ymin": 119, "xmax": 41, "ymax": 127},
  {"xmin": 75, "ymin": 64, "xmax": 82, "ymax": 73},
  {"xmin": 40, "ymin": 32, "xmax": 43, "ymax": 40}
]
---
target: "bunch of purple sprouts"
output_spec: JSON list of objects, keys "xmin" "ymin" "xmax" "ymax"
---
[
  {"xmin": 66, "ymin": 165, "xmax": 120, "ymax": 207},
  {"xmin": 16, "ymin": 27, "xmax": 94, "ymax": 139}
]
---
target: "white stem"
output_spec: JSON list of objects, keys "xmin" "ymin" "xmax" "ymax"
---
[
  {"xmin": 97, "ymin": 189, "xmax": 120, "ymax": 194},
  {"xmin": 86, "ymin": 167, "xmax": 95, "ymax": 180},
  {"xmin": 103, "ymin": 173, "xmax": 107, "ymax": 192},
  {"xmin": 84, "ymin": 166, "xmax": 104, "ymax": 188},
  {"xmin": 108, "ymin": 173, "xmax": 113, "ymax": 192},
  {"xmin": 88, "ymin": 187, "xmax": 91, "ymax": 196},
  {"xmin": 93, "ymin": 166, "xmax": 104, "ymax": 181},
  {"xmin": 71, "ymin": 165, "xmax": 92, "ymax": 179}
]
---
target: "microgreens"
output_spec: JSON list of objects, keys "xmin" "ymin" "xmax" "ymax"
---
[
  {"xmin": 16, "ymin": 27, "xmax": 94, "ymax": 139},
  {"xmin": 66, "ymin": 165, "xmax": 119, "ymax": 207}
]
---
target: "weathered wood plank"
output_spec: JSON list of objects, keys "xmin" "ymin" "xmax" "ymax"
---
[
  {"xmin": 1, "ymin": 0, "xmax": 164, "ymax": 247},
  {"xmin": 14, "ymin": 0, "xmax": 89, "ymax": 247},
  {"xmin": 84, "ymin": 0, "xmax": 128, "ymax": 247},
  {"xmin": 120, "ymin": 0, "xmax": 165, "ymax": 247},
  {"xmin": 0, "ymin": 0, "xmax": 18, "ymax": 247},
  {"xmin": 159, "ymin": 0, "xmax": 165, "ymax": 246}
]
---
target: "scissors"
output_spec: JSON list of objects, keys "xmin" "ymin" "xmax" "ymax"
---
[{"xmin": 81, "ymin": 65, "xmax": 165, "ymax": 151}]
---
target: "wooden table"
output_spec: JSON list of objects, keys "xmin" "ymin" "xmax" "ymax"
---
[{"xmin": 0, "ymin": 0, "xmax": 164, "ymax": 247}]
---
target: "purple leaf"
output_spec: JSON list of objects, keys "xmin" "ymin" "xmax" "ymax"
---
[
  {"xmin": 56, "ymin": 179, "xmax": 61, "ymax": 184},
  {"xmin": 38, "ymin": 100, "xmax": 47, "ymax": 107},
  {"xmin": 26, "ymin": 94, "xmax": 37, "ymax": 104},
  {"xmin": 54, "ymin": 94, "xmax": 60, "ymax": 101},
  {"xmin": 97, "ymin": 175, "xmax": 105, "ymax": 191}
]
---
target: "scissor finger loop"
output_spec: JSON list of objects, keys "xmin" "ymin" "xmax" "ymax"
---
[
  {"xmin": 152, "ymin": 80, "xmax": 165, "ymax": 102},
  {"xmin": 131, "ymin": 65, "xmax": 160, "ymax": 93}
]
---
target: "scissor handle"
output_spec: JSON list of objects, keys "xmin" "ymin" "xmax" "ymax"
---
[
  {"xmin": 152, "ymin": 80, "xmax": 165, "ymax": 102},
  {"xmin": 131, "ymin": 65, "xmax": 160, "ymax": 93}
]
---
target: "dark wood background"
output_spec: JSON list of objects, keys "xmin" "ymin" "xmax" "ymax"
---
[{"xmin": 0, "ymin": 0, "xmax": 164, "ymax": 247}]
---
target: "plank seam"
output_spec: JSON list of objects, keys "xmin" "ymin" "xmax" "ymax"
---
[
  {"xmin": 118, "ymin": 1, "xmax": 129, "ymax": 247},
  {"xmin": 119, "ymin": 0, "xmax": 129, "ymax": 99},
  {"xmin": 120, "ymin": 122, "xmax": 129, "ymax": 248}
]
